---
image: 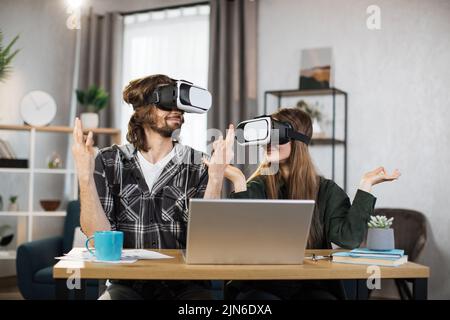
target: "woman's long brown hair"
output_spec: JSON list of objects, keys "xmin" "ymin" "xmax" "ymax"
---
[{"xmin": 248, "ymin": 108, "xmax": 323, "ymax": 248}]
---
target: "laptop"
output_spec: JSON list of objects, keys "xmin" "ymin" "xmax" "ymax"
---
[{"xmin": 184, "ymin": 199, "xmax": 315, "ymax": 264}]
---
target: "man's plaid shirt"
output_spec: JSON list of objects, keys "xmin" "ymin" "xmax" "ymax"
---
[{"xmin": 93, "ymin": 143, "xmax": 208, "ymax": 249}]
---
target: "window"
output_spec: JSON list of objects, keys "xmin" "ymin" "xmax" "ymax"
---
[{"xmin": 121, "ymin": 4, "xmax": 210, "ymax": 152}]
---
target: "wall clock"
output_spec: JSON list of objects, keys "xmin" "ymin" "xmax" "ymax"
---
[{"xmin": 20, "ymin": 90, "xmax": 57, "ymax": 126}]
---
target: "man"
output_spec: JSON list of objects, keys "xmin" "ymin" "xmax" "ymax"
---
[{"xmin": 72, "ymin": 74, "xmax": 234, "ymax": 299}]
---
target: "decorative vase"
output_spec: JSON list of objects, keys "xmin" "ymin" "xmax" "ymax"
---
[
  {"xmin": 80, "ymin": 112, "xmax": 99, "ymax": 129},
  {"xmin": 312, "ymin": 118, "xmax": 325, "ymax": 138},
  {"xmin": 47, "ymin": 152, "xmax": 62, "ymax": 169},
  {"xmin": 367, "ymin": 228, "xmax": 395, "ymax": 250}
]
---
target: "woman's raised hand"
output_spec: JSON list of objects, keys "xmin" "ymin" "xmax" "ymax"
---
[
  {"xmin": 72, "ymin": 117, "xmax": 95, "ymax": 186},
  {"xmin": 359, "ymin": 167, "xmax": 401, "ymax": 193}
]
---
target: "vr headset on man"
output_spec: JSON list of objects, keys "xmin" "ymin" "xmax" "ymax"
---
[
  {"xmin": 235, "ymin": 115, "xmax": 311, "ymax": 146},
  {"xmin": 141, "ymin": 79, "xmax": 212, "ymax": 114}
]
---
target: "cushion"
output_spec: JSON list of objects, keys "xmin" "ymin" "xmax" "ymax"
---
[
  {"xmin": 34, "ymin": 266, "xmax": 54, "ymax": 284},
  {"xmin": 33, "ymin": 266, "xmax": 98, "ymax": 287}
]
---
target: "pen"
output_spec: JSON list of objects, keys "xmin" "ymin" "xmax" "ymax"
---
[{"xmin": 305, "ymin": 254, "xmax": 333, "ymax": 261}]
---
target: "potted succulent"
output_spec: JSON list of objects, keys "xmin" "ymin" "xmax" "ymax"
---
[
  {"xmin": 296, "ymin": 100, "xmax": 325, "ymax": 138},
  {"xmin": 8, "ymin": 195, "xmax": 18, "ymax": 212},
  {"xmin": 76, "ymin": 85, "xmax": 109, "ymax": 128},
  {"xmin": 367, "ymin": 215, "xmax": 395, "ymax": 250}
]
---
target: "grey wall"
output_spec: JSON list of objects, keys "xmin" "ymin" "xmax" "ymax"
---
[{"xmin": 259, "ymin": 0, "xmax": 450, "ymax": 299}]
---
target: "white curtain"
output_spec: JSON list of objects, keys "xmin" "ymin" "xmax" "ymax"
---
[{"xmin": 121, "ymin": 4, "xmax": 210, "ymax": 152}]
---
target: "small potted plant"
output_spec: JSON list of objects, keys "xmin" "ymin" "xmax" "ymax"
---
[
  {"xmin": 367, "ymin": 215, "xmax": 395, "ymax": 250},
  {"xmin": 296, "ymin": 100, "xmax": 325, "ymax": 138},
  {"xmin": 8, "ymin": 196, "xmax": 18, "ymax": 212},
  {"xmin": 76, "ymin": 84, "xmax": 109, "ymax": 128}
]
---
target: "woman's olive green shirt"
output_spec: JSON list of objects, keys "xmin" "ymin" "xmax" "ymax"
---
[
  {"xmin": 227, "ymin": 176, "xmax": 377, "ymax": 299},
  {"xmin": 230, "ymin": 176, "xmax": 376, "ymax": 249}
]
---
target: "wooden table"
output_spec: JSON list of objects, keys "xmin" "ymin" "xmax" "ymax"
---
[{"xmin": 53, "ymin": 249, "xmax": 430, "ymax": 300}]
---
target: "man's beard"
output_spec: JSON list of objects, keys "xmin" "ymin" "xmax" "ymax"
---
[{"xmin": 149, "ymin": 116, "xmax": 184, "ymax": 138}]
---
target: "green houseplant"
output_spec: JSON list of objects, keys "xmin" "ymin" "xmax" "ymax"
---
[
  {"xmin": 0, "ymin": 31, "xmax": 20, "ymax": 83},
  {"xmin": 76, "ymin": 85, "xmax": 109, "ymax": 128},
  {"xmin": 367, "ymin": 215, "xmax": 395, "ymax": 250}
]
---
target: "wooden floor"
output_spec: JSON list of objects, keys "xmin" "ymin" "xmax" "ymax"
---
[{"xmin": 0, "ymin": 277, "xmax": 23, "ymax": 300}]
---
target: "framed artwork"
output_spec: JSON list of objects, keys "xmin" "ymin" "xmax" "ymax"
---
[{"xmin": 299, "ymin": 47, "xmax": 333, "ymax": 90}]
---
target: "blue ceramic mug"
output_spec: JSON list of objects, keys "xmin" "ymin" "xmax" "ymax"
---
[{"xmin": 85, "ymin": 231, "xmax": 123, "ymax": 261}]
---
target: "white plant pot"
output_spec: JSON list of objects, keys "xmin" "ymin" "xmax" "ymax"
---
[
  {"xmin": 80, "ymin": 112, "xmax": 99, "ymax": 129},
  {"xmin": 8, "ymin": 203, "xmax": 19, "ymax": 212},
  {"xmin": 367, "ymin": 228, "xmax": 395, "ymax": 251}
]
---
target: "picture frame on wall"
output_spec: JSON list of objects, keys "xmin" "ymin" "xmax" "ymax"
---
[{"xmin": 299, "ymin": 47, "xmax": 334, "ymax": 90}]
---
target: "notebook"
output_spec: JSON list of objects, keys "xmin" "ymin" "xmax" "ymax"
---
[
  {"xmin": 332, "ymin": 250, "xmax": 408, "ymax": 267},
  {"xmin": 349, "ymin": 248, "xmax": 404, "ymax": 259}
]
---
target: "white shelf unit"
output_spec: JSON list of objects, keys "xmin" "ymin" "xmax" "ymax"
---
[
  {"xmin": 0, "ymin": 250, "xmax": 16, "ymax": 260},
  {"xmin": 0, "ymin": 124, "xmax": 121, "ymax": 260},
  {"xmin": 0, "ymin": 168, "xmax": 76, "ymax": 174},
  {"xmin": 0, "ymin": 211, "xmax": 67, "ymax": 217},
  {"xmin": 0, "ymin": 211, "xmax": 30, "ymax": 217}
]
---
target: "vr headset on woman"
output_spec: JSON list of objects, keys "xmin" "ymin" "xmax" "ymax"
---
[
  {"xmin": 236, "ymin": 115, "xmax": 311, "ymax": 146},
  {"xmin": 143, "ymin": 79, "xmax": 212, "ymax": 114}
]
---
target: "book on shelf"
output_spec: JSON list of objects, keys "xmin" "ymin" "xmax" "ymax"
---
[
  {"xmin": 0, "ymin": 159, "xmax": 28, "ymax": 168},
  {"xmin": 332, "ymin": 248, "xmax": 408, "ymax": 267},
  {"xmin": 0, "ymin": 138, "xmax": 27, "ymax": 168}
]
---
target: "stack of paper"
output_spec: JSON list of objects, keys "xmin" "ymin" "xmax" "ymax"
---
[{"xmin": 55, "ymin": 248, "xmax": 173, "ymax": 264}]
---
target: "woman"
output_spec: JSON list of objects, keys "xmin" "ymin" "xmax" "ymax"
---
[{"xmin": 206, "ymin": 107, "xmax": 400, "ymax": 300}]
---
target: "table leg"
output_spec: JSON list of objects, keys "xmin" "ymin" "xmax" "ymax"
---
[
  {"xmin": 342, "ymin": 280, "xmax": 357, "ymax": 300},
  {"xmin": 98, "ymin": 279, "xmax": 107, "ymax": 298},
  {"xmin": 56, "ymin": 279, "xmax": 69, "ymax": 300},
  {"xmin": 412, "ymin": 278, "xmax": 428, "ymax": 300},
  {"xmin": 356, "ymin": 279, "xmax": 369, "ymax": 300},
  {"xmin": 74, "ymin": 279, "xmax": 87, "ymax": 300}
]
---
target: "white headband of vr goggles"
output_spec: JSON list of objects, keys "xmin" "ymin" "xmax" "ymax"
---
[
  {"xmin": 142, "ymin": 79, "xmax": 212, "ymax": 114},
  {"xmin": 236, "ymin": 115, "xmax": 311, "ymax": 146}
]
